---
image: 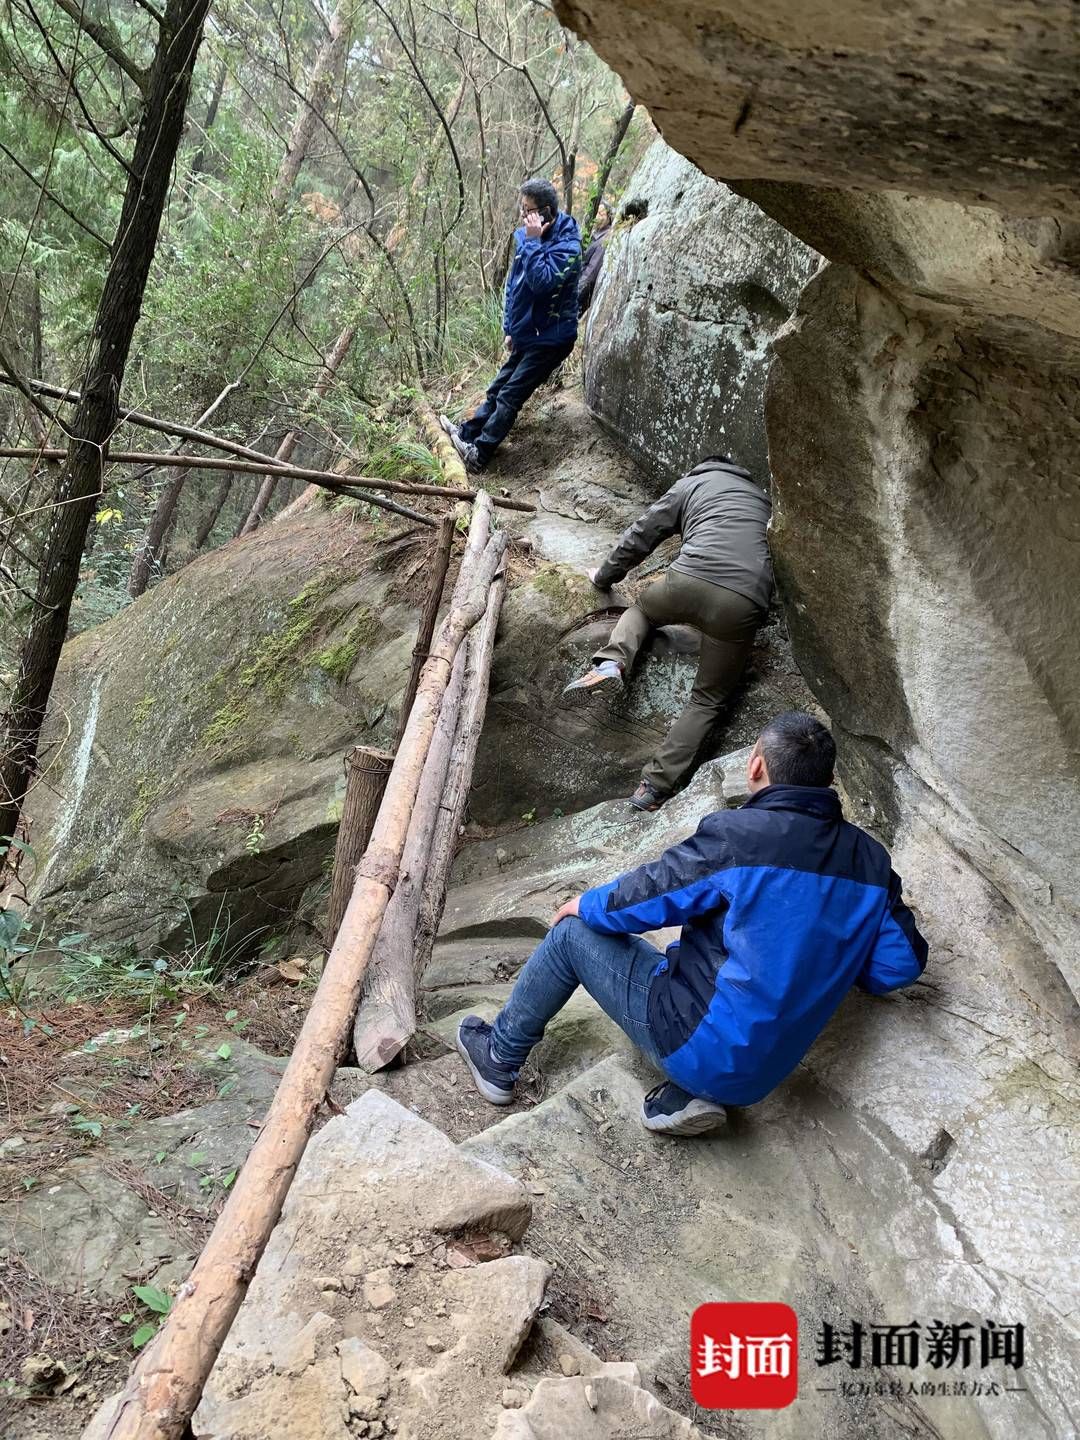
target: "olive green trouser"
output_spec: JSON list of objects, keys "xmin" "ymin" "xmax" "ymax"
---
[{"xmin": 593, "ymin": 569, "xmax": 764, "ymax": 797}]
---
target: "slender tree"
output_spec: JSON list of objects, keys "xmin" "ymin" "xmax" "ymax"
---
[{"xmin": 0, "ymin": 0, "xmax": 212, "ymax": 857}]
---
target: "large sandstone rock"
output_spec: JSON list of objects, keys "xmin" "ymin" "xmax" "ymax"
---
[
  {"xmin": 25, "ymin": 393, "xmax": 808, "ymax": 946},
  {"xmin": 583, "ymin": 140, "xmax": 819, "ymax": 483},
  {"xmin": 445, "ymin": 760, "xmax": 1079, "ymax": 1437}
]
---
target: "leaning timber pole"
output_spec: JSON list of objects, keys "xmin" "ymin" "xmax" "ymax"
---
[
  {"xmin": 0, "ymin": 0, "xmax": 212, "ymax": 857},
  {"xmin": 85, "ymin": 495, "xmax": 505, "ymax": 1440}
]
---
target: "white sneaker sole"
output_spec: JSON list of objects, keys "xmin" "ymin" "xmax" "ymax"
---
[
  {"xmin": 640, "ymin": 1101, "xmax": 727, "ymax": 1137},
  {"xmin": 456, "ymin": 1030, "xmax": 515, "ymax": 1105}
]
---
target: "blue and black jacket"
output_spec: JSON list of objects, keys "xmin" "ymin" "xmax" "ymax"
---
[
  {"xmin": 578, "ymin": 785, "xmax": 928, "ymax": 1105},
  {"xmin": 503, "ymin": 211, "xmax": 581, "ymax": 347}
]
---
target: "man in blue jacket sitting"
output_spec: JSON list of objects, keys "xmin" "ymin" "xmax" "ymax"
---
[
  {"xmin": 456, "ymin": 712, "xmax": 928, "ymax": 1137},
  {"xmin": 441, "ymin": 177, "xmax": 580, "ymax": 474}
]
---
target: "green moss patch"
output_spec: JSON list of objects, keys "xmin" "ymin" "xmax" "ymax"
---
[
  {"xmin": 314, "ymin": 607, "xmax": 381, "ymax": 683},
  {"xmin": 201, "ymin": 574, "xmax": 351, "ymax": 753}
]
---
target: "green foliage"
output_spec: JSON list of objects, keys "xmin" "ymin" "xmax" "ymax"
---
[{"xmin": 122, "ymin": 1283, "xmax": 173, "ymax": 1349}]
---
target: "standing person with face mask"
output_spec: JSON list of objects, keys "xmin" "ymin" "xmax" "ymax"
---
[{"xmin": 441, "ymin": 178, "xmax": 581, "ymax": 474}]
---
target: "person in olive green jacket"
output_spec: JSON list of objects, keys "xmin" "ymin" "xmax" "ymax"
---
[{"xmin": 562, "ymin": 455, "xmax": 773, "ymax": 811}]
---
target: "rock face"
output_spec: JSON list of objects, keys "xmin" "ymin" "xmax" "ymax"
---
[
  {"xmin": 583, "ymin": 140, "xmax": 819, "ymax": 484},
  {"xmin": 553, "ymin": 0, "xmax": 1080, "ymax": 1010},
  {"xmin": 443, "ymin": 755, "xmax": 1079, "ymax": 1437},
  {"xmin": 26, "ymin": 392, "xmax": 809, "ymax": 944}
]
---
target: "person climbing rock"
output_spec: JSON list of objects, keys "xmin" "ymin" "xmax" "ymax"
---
[
  {"xmin": 562, "ymin": 453, "xmax": 772, "ymax": 812},
  {"xmin": 456, "ymin": 713, "xmax": 928, "ymax": 1137},
  {"xmin": 577, "ymin": 202, "xmax": 614, "ymax": 317},
  {"xmin": 439, "ymin": 178, "xmax": 581, "ymax": 475}
]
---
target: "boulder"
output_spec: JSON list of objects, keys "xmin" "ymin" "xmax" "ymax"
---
[
  {"xmin": 446, "ymin": 758, "xmax": 1079, "ymax": 1436},
  {"xmin": 583, "ymin": 139, "xmax": 819, "ymax": 484},
  {"xmin": 24, "ymin": 392, "xmax": 808, "ymax": 948}
]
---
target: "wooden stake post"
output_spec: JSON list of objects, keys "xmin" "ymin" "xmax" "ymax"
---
[
  {"xmin": 324, "ymin": 745, "xmax": 394, "ymax": 946},
  {"xmin": 88, "ymin": 495, "xmax": 504, "ymax": 1440}
]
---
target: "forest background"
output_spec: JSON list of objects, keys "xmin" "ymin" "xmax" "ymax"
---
[{"xmin": 0, "ymin": 0, "xmax": 647, "ymax": 806}]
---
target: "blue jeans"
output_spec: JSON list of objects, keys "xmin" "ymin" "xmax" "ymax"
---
[
  {"xmin": 490, "ymin": 916, "xmax": 666, "ymax": 1071},
  {"xmin": 458, "ymin": 339, "xmax": 575, "ymax": 463}
]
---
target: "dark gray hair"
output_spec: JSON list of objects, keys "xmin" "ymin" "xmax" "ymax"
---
[
  {"xmin": 520, "ymin": 177, "xmax": 559, "ymax": 219},
  {"xmin": 758, "ymin": 712, "xmax": 836, "ymax": 788}
]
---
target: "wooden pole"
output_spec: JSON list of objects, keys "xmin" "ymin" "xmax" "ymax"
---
[
  {"xmin": 0, "ymin": 447, "xmax": 535, "ymax": 513},
  {"xmin": 324, "ymin": 745, "xmax": 393, "ymax": 947},
  {"xmin": 352, "ymin": 644, "xmax": 467, "ymax": 1071},
  {"xmin": 86, "ymin": 496, "xmax": 505, "ymax": 1440},
  {"xmin": 416, "ymin": 402, "xmax": 471, "ymax": 491},
  {"xmin": 415, "ymin": 570, "xmax": 507, "ymax": 993},
  {"xmin": 396, "ymin": 509, "xmax": 455, "ymax": 747}
]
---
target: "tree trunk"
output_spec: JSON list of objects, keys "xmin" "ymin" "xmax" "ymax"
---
[
  {"xmin": 581, "ymin": 99, "xmax": 636, "ymax": 247},
  {"xmin": 414, "ymin": 570, "xmax": 506, "ymax": 991},
  {"xmin": 188, "ymin": 58, "xmax": 226, "ymax": 180},
  {"xmin": 324, "ymin": 745, "xmax": 394, "ymax": 947},
  {"xmin": 271, "ymin": 5, "xmax": 349, "ymax": 211},
  {"xmin": 239, "ymin": 320, "xmax": 358, "ymax": 535},
  {"xmin": 352, "ymin": 644, "xmax": 466, "ymax": 1071},
  {"xmin": 127, "ymin": 466, "xmax": 187, "ymax": 594},
  {"xmin": 0, "ymin": 0, "xmax": 211, "ymax": 859},
  {"xmin": 193, "ymin": 473, "xmax": 232, "ymax": 549},
  {"xmin": 86, "ymin": 497, "xmax": 504, "ymax": 1440},
  {"xmin": 396, "ymin": 510, "xmax": 455, "ymax": 746}
]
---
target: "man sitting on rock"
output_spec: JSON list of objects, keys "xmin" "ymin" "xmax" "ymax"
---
[
  {"xmin": 440, "ymin": 177, "xmax": 581, "ymax": 475},
  {"xmin": 456, "ymin": 712, "xmax": 928, "ymax": 1137},
  {"xmin": 562, "ymin": 452, "xmax": 772, "ymax": 812}
]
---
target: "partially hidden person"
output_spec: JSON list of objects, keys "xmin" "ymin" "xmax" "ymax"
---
[
  {"xmin": 564, "ymin": 452, "xmax": 773, "ymax": 812},
  {"xmin": 455, "ymin": 713, "xmax": 928, "ymax": 1137},
  {"xmin": 577, "ymin": 202, "xmax": 613, "ymax": 317},
  {"xmin": 440, "ymin": 177, "xmax": 581, "ymax": 475}
]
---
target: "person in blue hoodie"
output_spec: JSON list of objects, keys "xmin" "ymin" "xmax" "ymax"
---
[
  {"xmin": 440, "ymin": 178, "xmax": 581, "ymax": 474},
  {"xmin": 456, "ymin": 712, "xmax": 928, "ymax": 1137}
]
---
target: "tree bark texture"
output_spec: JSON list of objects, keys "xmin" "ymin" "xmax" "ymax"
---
[
  {"xmin": 395, "ymin": 509, "xmax": 455, "ymax": 746},
  {"xmin": 0, "ymin": 0, "xmax": 211, "ymax": 857},
  {"xmin": 324, "ymin": 744, "xmax": 393, "ymax": 947},
  {"xmin": 271, "ymin": 5, "xmax": 349, "ymax": 211},
  {"xmin": 414, "ymin": 570, "xmax": 507, "ymax": 994},
  {"xmin": 84, "ymin": 494, "xmax": 504, "ymax": 1440},
  {"xmin": 352, "ymin": 645, "xmax": 466, "ymax": 1071}
]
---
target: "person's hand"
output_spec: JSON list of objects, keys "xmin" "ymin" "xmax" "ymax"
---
[
  {"xmin": 587, "ymin": 567, "xmax": 606, "ymax": 589},
  {"xmin": 523, "ymin": 208, "xmax": 549, "ymax": 241},
  {"xmin": 550, "ymin": 895, "xmax": 580, "ymax": 926},
  {"xmin": 504, "ymin": 335, "xmax": 513, "ymax": 353}
]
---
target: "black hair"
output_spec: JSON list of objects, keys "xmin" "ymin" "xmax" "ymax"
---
[
  {"xmin": 758, "ymin": 712, "xmax": 836, "ymax": 788},
  {"xmin": 520, "ymin": 177, "xmax": 559, "ymax": 221},
  {"xmin": 699, "ymin": 453, "xmax": 734, "ymax": 466},
  {"xmin": 620, "ymin": 196, "xmax": 649, "ymax": 222}
]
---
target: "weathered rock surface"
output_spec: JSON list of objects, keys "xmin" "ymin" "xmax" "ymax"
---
[
  {"xmin": 25, "ymin": 391, "xmax": 808, "ymax": 944},
  {"xmin": 584, "ymin": 140, "xmax": 819, "ymax": 483},
  {"xmin": 437, "ymin": 757, "xmax": 1079, "ymax": 1436}
]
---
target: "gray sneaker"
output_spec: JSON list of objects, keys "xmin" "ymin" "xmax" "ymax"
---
[
  {"xmin": 641, "ymin": 1082, "xmax": 727, "ymax": 1137},
  {"xmin": 561, "ymin": 659, "xmax": 624, "ymax": 708},
  {"xmin": 438, "ymin": 413, "xmax": 458, "ymax": 439},
  {"xmin": 449, "ymin": 429, "xmax": 484, "ymax": 475}
]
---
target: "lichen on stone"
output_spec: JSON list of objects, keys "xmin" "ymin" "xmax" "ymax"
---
[{"xmin": 314, "ymin": 607, "xmax": 380, "ymax": 684}]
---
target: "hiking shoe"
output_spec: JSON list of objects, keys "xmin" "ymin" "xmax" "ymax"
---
[
  {"xmin": 561, "ymin": 660, "xmax": 624, "ymax": 708},
  {"xmin": 449, "ymin": 429, "xmax": 485, "ymax": 475},
  {"xmin": 456, "ymin": 1015, "xmax": 516, "ymax": 1105},
  {"xmin": 641, "ymin": 1082, "xmax": 727, "ymax": 1137},
  {"xmin": 438, "ymin": 412, "xmax": 458, "ymax": 439},
  {"xmin": 629, "ymin": 779, "xmax": 667, "ymax": 812}
]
